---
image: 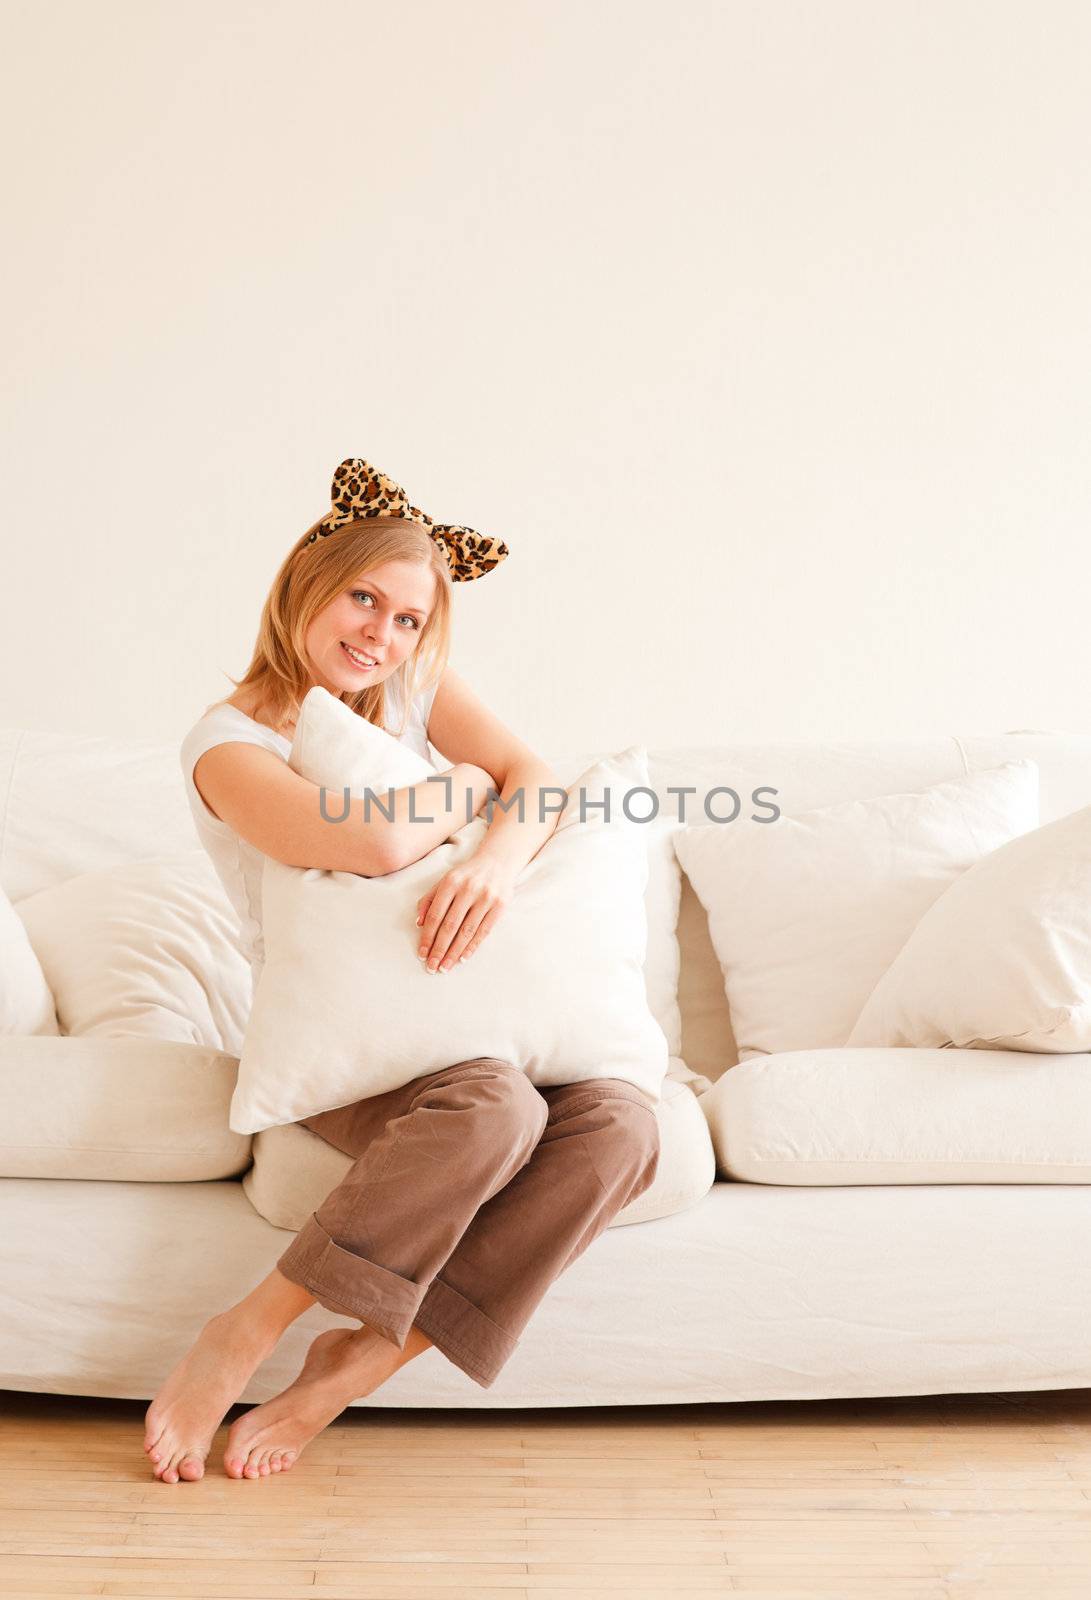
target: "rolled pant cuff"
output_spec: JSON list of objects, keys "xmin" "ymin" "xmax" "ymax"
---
[
  {"xmin": 276, "ymin": 1215, "xmax": 421, "ymax": 1349},
  {"xmin": 412, "ymin": 1274, "xmax": 520, "ymax": 1389}
]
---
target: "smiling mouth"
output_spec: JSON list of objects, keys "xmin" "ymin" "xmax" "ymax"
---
[{"xmin": 341, "ymin": 642, "xmax": 380, "ymax": 668}]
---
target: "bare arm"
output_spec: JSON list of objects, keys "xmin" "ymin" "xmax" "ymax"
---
[
  {"xmin": 407, "ymin": 665, "xmax": 570, "ymax": 972},
  {"xmin": 468, "ymin": 754, "xmax": 565, "ymax": 877},
  {"xmin": 192, "ymin": 741, "xmax": 496, "ymax": 874},
  {"xmin": 421, "ymin": 665, "xmax": 566, "ymax": 876}
]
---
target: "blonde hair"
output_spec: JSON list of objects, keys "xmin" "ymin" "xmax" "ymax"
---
[{"xmin": 209, "ymin": 513, "xmax": 452, "ymax": 736}]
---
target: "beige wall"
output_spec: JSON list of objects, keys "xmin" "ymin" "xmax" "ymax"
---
[{"xmin": 3, "ymin": 0, "xmax": 1089, "ymax": 752}]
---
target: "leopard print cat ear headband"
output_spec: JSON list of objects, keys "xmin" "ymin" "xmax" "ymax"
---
[{"xmin": 307, "ymin": 458, "xmax": 509, "ymax": 583}]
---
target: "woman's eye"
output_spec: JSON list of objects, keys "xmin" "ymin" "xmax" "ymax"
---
[{"xmin": 350, "ymin": 591, "xmax": 419, "ymax": 629}]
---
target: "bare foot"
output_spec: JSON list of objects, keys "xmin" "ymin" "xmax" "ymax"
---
[
  {"xmin": 143, "ymin": 1309, "xmax": 279, "ymax": 1484},
  {"xmin": 223, "ymin": 1325, "xmax": 409, "ymax": 1480}
]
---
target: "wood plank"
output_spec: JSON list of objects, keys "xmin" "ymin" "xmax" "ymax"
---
[{"xmin": 1, "ymin": 1391, "xmax": 1090, "ymax": 1598}]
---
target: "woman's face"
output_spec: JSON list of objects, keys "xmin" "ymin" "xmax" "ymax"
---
[{"xmin": 303, "ymin": 558, "xmax": 437, "ymax": 695}]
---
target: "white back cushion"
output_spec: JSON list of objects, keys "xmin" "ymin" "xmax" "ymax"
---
[
  {"xmin": 5, "ymin": 723, "xmax": 1091, "ymax": 1090},
  {"xmin": 850, "ymin": 802, "xmax": 1091, "ymax": 1053},
  {"xmin": 673, "ymin": 761, "xmax": 1039, "ymax": 1061}
]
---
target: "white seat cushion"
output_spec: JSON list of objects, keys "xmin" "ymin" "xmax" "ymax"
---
[
  {"xmin": 702, "ymin": 1047, "xmax": 1091, "ymax": 1184},
  {"xmin": 242, "ymin": 1073, "xmax": 716, "ymax": 1233},
  {"xmin": 0, "ymin": 1036, "xmax": 251, "ymax": 1181}
]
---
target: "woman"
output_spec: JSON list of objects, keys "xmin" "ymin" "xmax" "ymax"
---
[{"xmin": 147, "ymin": 459, "xmax": 661, "ymax": 1484}]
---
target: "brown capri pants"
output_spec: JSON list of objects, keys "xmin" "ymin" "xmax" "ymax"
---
[{"xmin": 274, "ymin": 1057, "xmax": 661, "ymax": 1389}]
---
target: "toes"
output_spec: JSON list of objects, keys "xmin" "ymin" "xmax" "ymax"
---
[
  {"xmin": 225, "ymin": 1434, "xmax": 299, "ymax": 1481},
  {"xmin": 150, "ymin": 1440, "xmax": 205, "ymax": 1485}
]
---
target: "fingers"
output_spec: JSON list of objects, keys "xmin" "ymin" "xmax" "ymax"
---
[
  {"xmin": 449, "ymin": 904, "xmax": 501, "ymax": 965},
  {"xmin": 416, "ymin": 870, "xmax": 511, "ymax": 970},
  {"xmin": 418, "ymin": 887, "xmax": 475, "ymax": 971},
  {"xmin": 430, "ymin": 904, "xmax": 494, "ymax": 971},
  {"xmin": 418, "ymin": 889, "xmax": 504, "ymax": 972}
]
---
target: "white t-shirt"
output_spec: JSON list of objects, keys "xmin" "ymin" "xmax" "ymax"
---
[{"xmin": 179, "ymin": 674, "xmax": 441, "ymax": 979}]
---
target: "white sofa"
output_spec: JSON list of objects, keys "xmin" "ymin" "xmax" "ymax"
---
[{"xmin": 2, "ymin": 724, "xmax": 1090, "ymax": 1411}]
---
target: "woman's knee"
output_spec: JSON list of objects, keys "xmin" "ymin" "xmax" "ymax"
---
[
  {"xmin": 601, "ymin": 1098, "xmax": 661, "ymax": 1190},
  {"xmin": 491, "ymin": 1062, "xmax": 550, "ymax": 1144},
  {"xmin": 415, "ymin": 1058, "xmax": 548, "ymax": 1143}
]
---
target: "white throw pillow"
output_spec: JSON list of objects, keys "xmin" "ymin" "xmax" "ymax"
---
[
  {"xmin": 849, "ymin": 803, "xmax": 1091, "ymax": 1052},
  {"xmin": 0, "ymin": 883, "xmax": 59, "ymax": 1036},
  {"xmin": 231, "ymin": 686, "xmax": 669, "ymax": 1133},
  {"xmin": 542, "ymin": 748, "xmax": 685, "ymax": 1061},
  {"xmin": 16, "ymin": 852, "xmax": 254, "ymax": 1054},
  {"xmin": 642, "ymin": 816, "xmax": 683, "ymax": 1057},
  {"xmin": 672, "ymin": 761, "xmax": 1040, "ymax": 1061}
]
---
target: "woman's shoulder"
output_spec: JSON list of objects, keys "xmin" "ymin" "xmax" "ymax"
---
[{"xmin": 180, "ymin": 697, "xmax": 292, "ymax": 772}]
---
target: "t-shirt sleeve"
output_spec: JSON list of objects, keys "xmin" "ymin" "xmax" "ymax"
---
[{"xmin": 179, "ymin": 716, "xmax": 287, "ymax": 833}]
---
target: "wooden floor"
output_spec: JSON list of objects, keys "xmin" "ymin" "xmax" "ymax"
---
[{"xmin": 1, "ymin": 1387, "xmax": 1090, "ymax": 1598}]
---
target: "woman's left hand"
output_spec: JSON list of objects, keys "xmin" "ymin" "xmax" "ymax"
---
[{"xmin": 416, "ymin": 854, "xmax": 519, "ymax": 973}]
